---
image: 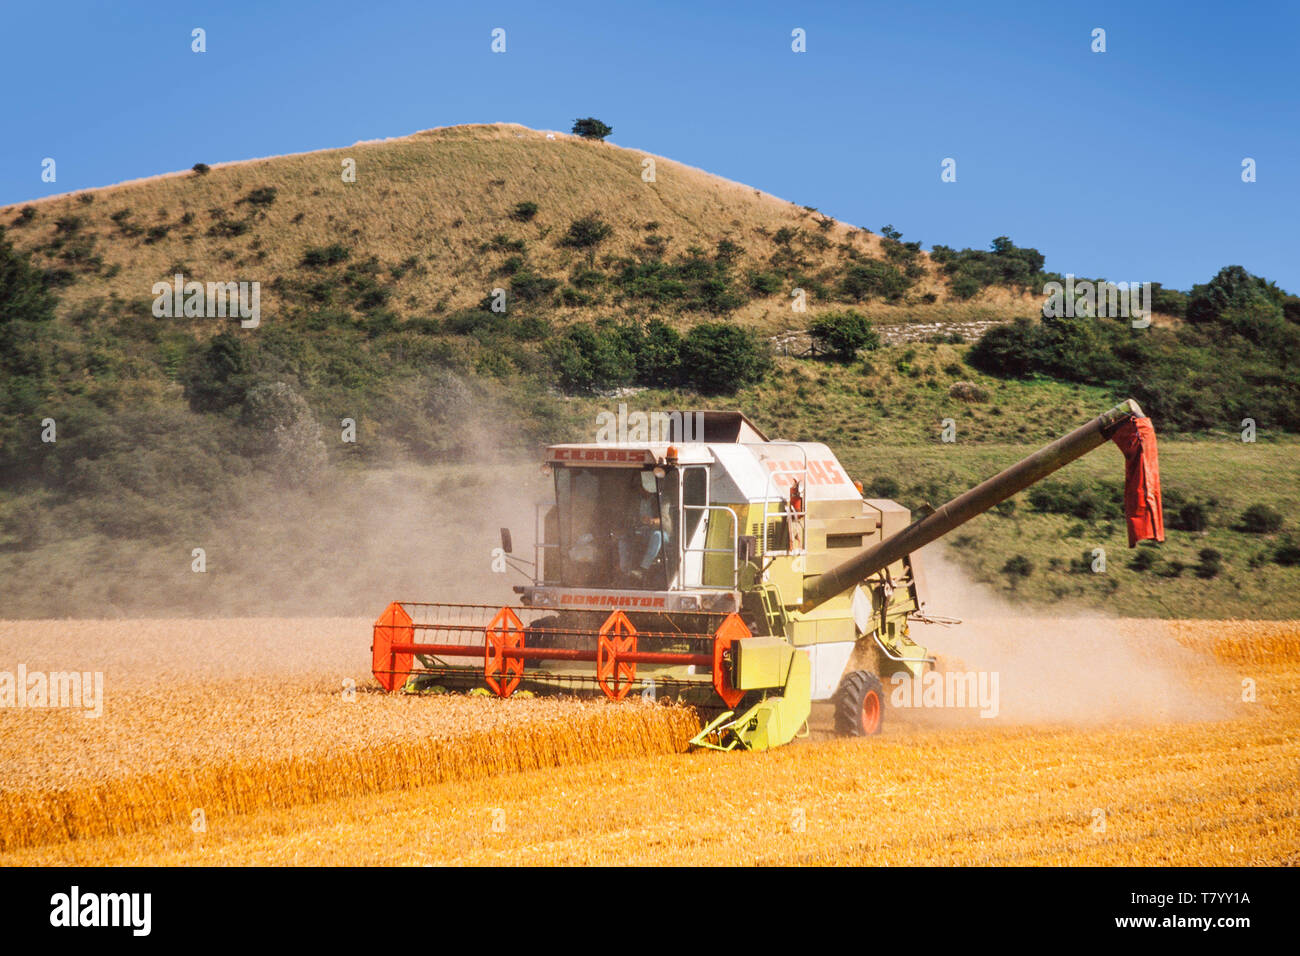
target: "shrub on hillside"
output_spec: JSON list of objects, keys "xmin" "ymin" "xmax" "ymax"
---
[
  {"xmin": 612, "ymin": 255, "xmax": 744, "ymax": 314},
  {"xmin": 1027, "ymin": 480, "xmax": 1120, "ymax": 521},
  {"xmin": 382, "ymin": 370, "xmax": 484, "ymax": 462},
  {"xmin": 548, "ymin": 322, "xmax": 635, "ymax": 393},
  {"xmin": 1170, "ymin": 500, "xmax": 1210, "ymax": 532},
  {"xmin": 1186, "ymin": 265, "xmax": 1286, "ymax": 344},
  {"xmin": 208, "ymin": 218, "xmax": 249, "ymax": 238},
  {"xmin": 1239, "ymin": 504, "xmax": 1283, "ymax": 534},
  {"xmin": 679, "ymin": 323, "xmax": 770, "ymax": 395},
  {"xmin": 37, "ymin": 403, "xmax": 244, "ymax": 536},
  {"xmin": 509, "ymin": 268, "xmax": 560, "ymax": 303},
  {"xmin": 948, "ymin": 274, "xmax": 982, "ymax": 300},
  {"xmin": 808, "ymin": 310, "xmax": 880, "ymax": 360},
  {"xmin": 561, "ymin": 215, "xmax": 613, "ymax": 249},
  {"xmin": 1273, "ymin": 539, "xmax": 1300, "ymax": 567},
  {"xmin": 1195, "ymin": 548, "xmax": 1223, "ymax": 579},
  {"xmin": 865, "ymin": 476, "xmax": 900, "ymax": 498},
  {"xmin": 628, "ymin": 319, "xmax": 682, "ymax": 388},
  {"xmin": 1001, "ymin": 554, "xmax": 1033, "ymax": 589},
  {"xmin": 244, "ymin": 187, "xmax": 277, "ymax": 207},
  {"xmin": 839, "ymin": 260, "xmax": 909, "ymax": 303},
  {"xmin": 238, "ymin": 381, "xmax": 326, "ymax": 473},
  {"xmin": 0, "ymin": 227, "xmax": 58, "ymax": 325},
  {"xmin": 510, "ymin": 201, "xmax": 539, "ymax": 222},
  {"xmin": 933, "ymin": 236, "xmax": 1048, "ymax": 296},
  {"xmin": 301, "ymin": 244, "xmax": 350, "ymax": 268},
  {"xmin": 180, "ymin": 332, "xmax": 251, "ymax": 412},
  {"xmin": 967, "ymin": 317, "xmax": 1038, "ymax": 377},
  {"xmin": 1129, "ymin": 548, "xmax": 1160, "ymax": 572},
  {"xmin": 747, "ymin": 270, "xmax": 784, "ymax": 295},
  {"xmin": 1150, "ymin": 283, "xmax": 1188, "ymax": 318}
]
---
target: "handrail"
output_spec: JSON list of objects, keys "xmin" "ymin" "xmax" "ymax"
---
[
  {"xmin": 757, "ymin": 442, "xmax": 810, "ymax": 556},
  {"xmin": 682, "ymin": 503, "xmax": 740, "ymax": 589}
]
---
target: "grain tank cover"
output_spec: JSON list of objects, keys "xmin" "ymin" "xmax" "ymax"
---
[{"xmin": 662, "ymin": 410, "xmax": 770, "ymax": 443}]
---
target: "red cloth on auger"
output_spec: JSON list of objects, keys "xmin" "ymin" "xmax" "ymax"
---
[{"xmin": 1111, "ymin": 416, "xmax": 1164, "ymax": 546}]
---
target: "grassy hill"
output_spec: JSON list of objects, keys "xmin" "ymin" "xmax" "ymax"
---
[
  {"xmin": 1, "ymin": 123, "xmax": 1297, "ymax": 619},
  {"xmin": 2, "ymin": 122, "xmax": 1036, "ymax": 333}
]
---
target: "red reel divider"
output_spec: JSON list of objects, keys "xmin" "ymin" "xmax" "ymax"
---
[
  {"xmin": 712, "ymin": 613, "xmax": 749, "ymax": 709},
  {"xmin": 484, "ymin": 606, "xmax": 525, "ymax": 697},
  {"xmin": 372, "ymin": 602, "xmax": 414, "ymax": 692},
  {"xmin": 596, "ymin": 610, "xmax": 638, "ymax": 701}
]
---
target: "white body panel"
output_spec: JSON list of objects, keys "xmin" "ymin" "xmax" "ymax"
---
[{"xmin": 806, "ymin": 642, "xmax": 857, "ymax": 700}]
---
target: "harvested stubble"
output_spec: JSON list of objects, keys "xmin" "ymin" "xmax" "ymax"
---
[{"xmin": 0, "ymin": 697, "xmax": 699, "ymax": 852}]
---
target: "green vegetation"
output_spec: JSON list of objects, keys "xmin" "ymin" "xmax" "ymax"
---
[
  {"xmin": 560, "ymin": 214, "xmax": 613, "ymax": 249},
  {"xmin": 547, "ymin": 318, "xmax": 768, "ymax": 395},
  {"xmin": 1, "ymin": 124, "xmax": 1297, "ymax": 619},
  {"xmin": 571, "ymin": 118, "xmax": 613, "ymax": 141},
  {"xmin": 808, "ymin": 309, "xmax": 880, "ymax": 360},
  {"xmin": 1239, "ymin": 503, "xmax": 1284, "ymax": 534},
  {"xmin": 829, "ymin": 441, "xmax": 1300, "ymax": 618},
  {"xmin": 0, "ymin": 226, "xmax": 57, "ymax": 325},
  {"xmin": 930, "ymin": 236, "xmax": 1051, "ymax": 298},
  {"xmin": 609, "ymin": 249, "xmax": 745, "ymax": 314},
  {"xmin": 509, "ymin": 201, "xmax": 539, "ymax": 222},
  {"xmin": 967, "ymin": 266, "xmax": 1300, "ymax": 433},
  {"xmin": 1000, "ymin": 554, "xmax": 1034, "ymax": 590}
]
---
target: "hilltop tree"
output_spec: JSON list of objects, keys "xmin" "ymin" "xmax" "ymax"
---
[{"xmin": 571, "ymin": 118, "xmax": 613, "ymax": 141}]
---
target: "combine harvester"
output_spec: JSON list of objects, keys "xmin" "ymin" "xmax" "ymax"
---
[{"xmin": 372, "ymin": 400, "xmax": 1163, "ymax": 750}]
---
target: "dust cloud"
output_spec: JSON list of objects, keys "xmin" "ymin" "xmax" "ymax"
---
[
  {"xmin": 58, "ymin": 415, "xmax": 555, "ymax": 620},
  {"xmin": 906, "ymin": 543, "xmax": 1226, "ymax": 725},
  {"xmin": 204, "ymin": 445, "xmax": 545, "ymax": 618}
]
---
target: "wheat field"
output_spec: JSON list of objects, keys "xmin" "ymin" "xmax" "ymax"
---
[{"xmin": 1, "ymin": 618, "xmax": 1297, "ymax": 864}]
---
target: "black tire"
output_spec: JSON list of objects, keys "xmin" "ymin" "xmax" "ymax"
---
[
  {"xmin": 524, "ymin": 614, "xmax": 591, "ymax": 650},
  {"xmin": 833, "ymin": 670, "xmax": 885, "ymax": 737},
  {"xmin": 524, "ymin": 614, "xmax": 563, "ymax": 649}
]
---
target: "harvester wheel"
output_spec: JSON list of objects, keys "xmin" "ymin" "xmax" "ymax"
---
[
  {"xmin": 834, "ymin": 671, "xmax": 884, "ymax": 737},
  {"xmin": 524, "ymin": 615, "xmax": 563, "ymax": 649},
  {"xmin": 525, "ymin": 613, "xmax": 592, "ymax": 650}
]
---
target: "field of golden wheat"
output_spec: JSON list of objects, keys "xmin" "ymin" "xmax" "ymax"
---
[{"xmin": 1, "ymin": 618, "xmax": 1297, "ymax": 865}]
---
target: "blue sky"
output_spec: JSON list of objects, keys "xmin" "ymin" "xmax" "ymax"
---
[{"xmin": 3, "ymin": 0, "xmax": 1297, "ymax": 290}]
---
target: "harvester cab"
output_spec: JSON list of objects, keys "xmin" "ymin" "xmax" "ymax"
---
[{"xmin": 372, "ymin": 401, "xmax": 1163, "ymax": 751}]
